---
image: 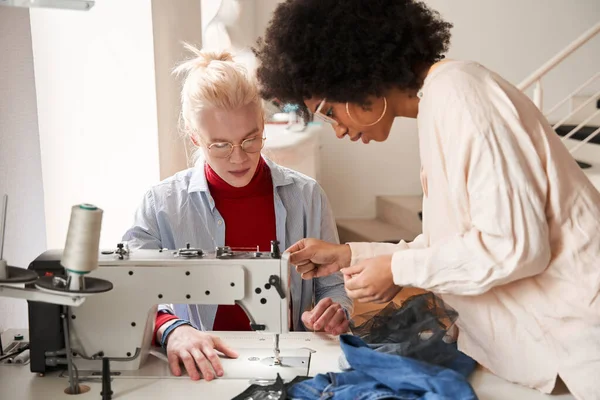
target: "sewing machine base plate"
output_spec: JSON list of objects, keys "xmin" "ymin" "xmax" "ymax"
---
[
  {"xmin": 0, "ymin": 330, "xmax": 577, "ymax": 400},
  {"xmin": 66, "ymin": 348, "xmax": 313, "ymax": 381}
]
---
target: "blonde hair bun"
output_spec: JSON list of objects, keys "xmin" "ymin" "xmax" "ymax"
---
[
  {"xmin": 174, "ymin": 44, "xmax": 235, "ymax": 74},
  {"xmin": 201, "ymin": 51, "xmax": 235, "ymax": 64},
  {"xmin": 174, "ymin": 43, "xmax": 263, "ymax": 143}
]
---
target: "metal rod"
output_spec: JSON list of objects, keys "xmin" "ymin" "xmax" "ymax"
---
[
  {"xmin": 101, "ymin": 357, "xmax": 113, "ymax": 400},
  {"xmin": 273, "ymin": 334, "xmax": 281, "ymax": 365},
  {"xmin": 552, "ymin": 88, "xmax": 600, "ymax": 130},
  {"xmin": 568, "ymin": 125, "xmax": 600, "ymax": 154},
  {"xmin": 559, "ymin": 109, "xmax": 600, "ymax": 141},
  {"xmin": 518, "ymin": 21, "xmax": 600, "ymax": 91},
  {"xmin": 533, "ymin": 80, "xmax": 543, "ymax": 111},
  {"xmin": 546, "ymin": 71, "xmax": 600, "ymax": 116},
  {"xmin": 311, "ymin": 279, "xmax": 316, "ymax": 333},
  {"xmin": 0, "ymin": 195, "xmax": 7, "ymax": 261},
  {"xmin": 0, "ymin": 286, "xmax": 86, "ymax": 307},
  {"xmin": 62, "ymin": 306, "xmax": 80, "ymax": 394}
]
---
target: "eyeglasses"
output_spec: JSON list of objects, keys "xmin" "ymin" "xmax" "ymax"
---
[
  {"xmin": 314, "ymin": 97, "xmax": 388, "ymax": 127},
  {"xmin": 205, "ymin": 136, "xmax": 266, "ymax": 158},
  {"xmin": 314, "ymin": 98, "xmax": 338, "ymax": 125}
]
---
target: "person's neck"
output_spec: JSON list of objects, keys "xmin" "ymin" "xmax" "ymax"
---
[
  {"xmin": 387, "ymin": 88, "xmax": 420, "ymax": 119},
  {"xmin": 205, "ymin": 157, "xmax": 271, "ymax": 199},
  {"xmin": 388, "ymin": 60, "xmax": 449, "ymax": 118}
]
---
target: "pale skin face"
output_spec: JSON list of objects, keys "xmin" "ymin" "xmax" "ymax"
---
[{"xmin": 191, "ymin": 103, "xmax": 264, "ymax": 187}]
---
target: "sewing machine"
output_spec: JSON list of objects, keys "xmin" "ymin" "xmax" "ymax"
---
[
  {"xmin": 22, "ymin": 241, "xmax": 325, "ymax": 378},
  {"xmin": 0, "ymin": 200, "xmax": 341, "ymax": 398}
]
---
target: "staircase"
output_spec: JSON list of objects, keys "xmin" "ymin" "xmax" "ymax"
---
[{"xmin": 518, "ymin": 21, "xmax": 600, "ymax": 186}]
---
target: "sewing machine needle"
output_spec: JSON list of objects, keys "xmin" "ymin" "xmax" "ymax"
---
[
  {"xmin": 273, "ymin": 334, "xmax": 281, "ymax": 365},
  {"xmin": 312, "ymin": 279, "xmax": 316, "ymax": 333}
]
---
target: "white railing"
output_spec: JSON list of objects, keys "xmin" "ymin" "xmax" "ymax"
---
[{"xmin": 518, "ymin": 21, "xmax": 600, "ymax": 156}]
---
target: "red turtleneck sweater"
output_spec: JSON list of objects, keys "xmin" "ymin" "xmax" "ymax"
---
[
  {"xmin": 207, "ymin": 157, "xmax": 277, "ymax": 331},
  {"xmin": 153, "ymin": 158, "xmax": 277, "ymax": 342}
]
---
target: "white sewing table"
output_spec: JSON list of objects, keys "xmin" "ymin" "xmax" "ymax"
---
[{"xmin": 0, "ymin": 329, "xmax": 574, "ymax": 400}]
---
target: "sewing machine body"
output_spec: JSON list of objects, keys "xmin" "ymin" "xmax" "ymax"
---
[{"xmin": 27, "ymin": 246, "xmax": 291, "ymax": 374}]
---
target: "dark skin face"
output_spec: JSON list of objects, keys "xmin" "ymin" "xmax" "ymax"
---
[
  {"xmin": 304, "ymin": 61, "xmax": 445, "ymax": 144},
  {"xmin": 305, "ymin": 95, "xmax": 396, "ymax": 144}
]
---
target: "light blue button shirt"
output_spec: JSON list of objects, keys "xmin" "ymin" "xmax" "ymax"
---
[{"xmin": 122, "ymin": 157, "xmax": 352, "ymax": 331}]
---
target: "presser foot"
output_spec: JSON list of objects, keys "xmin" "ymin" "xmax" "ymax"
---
[{"xmin": 260, "ymin": 355, "xmax": 310, "ymax": 369}]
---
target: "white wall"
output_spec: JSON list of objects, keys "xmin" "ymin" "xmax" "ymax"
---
[
  {"xmin": 151, "ymin": 0, "xmax": 203, "ymax": 179},
  {"xmin": 253, "ymin": 0, "xmax": 600, "ymax": 218},
  {"xmin": 0, "ymin": 1, "xmax": 203, "ymax": 331},
  {"xmin": 29, "ymin": 1, "xmax": 162, "ymax": 249},
  {"xmin": 431, "ymin": 0, "xmax": 600, "ymax": 120},
  {"xmin": 0, "ymin": 7, "xmax": 47, "ymax": 330}
]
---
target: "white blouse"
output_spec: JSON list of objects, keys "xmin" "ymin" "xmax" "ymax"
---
[{"xmin": 349, "ymin": 61, "xmax": 600, "ymax": 400}]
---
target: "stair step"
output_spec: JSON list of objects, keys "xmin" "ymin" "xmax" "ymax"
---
[
  {"xmin": 337, "ymin": 218, "xmax": 418, "ymax": 244},
  {"xmin": 555, "ymin": 125, "xmax": 600, "ymax": 145},
  {"xmin": 376, "ymin": 195, "xmax": 423, "ymax": 234}
]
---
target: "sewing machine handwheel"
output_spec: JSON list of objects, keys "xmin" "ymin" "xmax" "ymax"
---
[
  {"xmin": 35, "ymin": 276, "xmax": 113, "ymax": 294},
  {"xmin": 0, "ymin": 266, "xmax": 39, "ymax": 285}
]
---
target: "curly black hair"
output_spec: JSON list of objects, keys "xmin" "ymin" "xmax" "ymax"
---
[{"xmin": 254, "ymin": 0, "xmax": 452, "ymax": 112}]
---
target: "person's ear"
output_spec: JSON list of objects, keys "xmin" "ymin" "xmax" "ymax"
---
[{"xmin": 190, "ymin": 134, "xmax": 200, "ymax": 147}]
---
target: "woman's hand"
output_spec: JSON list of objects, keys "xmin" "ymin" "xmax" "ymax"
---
[
  {"xmin": 286, "ymin": 239, "xmax": 351, "ymax": 279},
  {"xmin": 342, "ymin": 255, "xmax": 402, "ymax": 303},
  {"xmin": 165, "ymin": 325, "xmax": 238, "ymax": 380},
  {"xmin": 301, "ymin": 297, "xmax": 349, "ymax": 335}
]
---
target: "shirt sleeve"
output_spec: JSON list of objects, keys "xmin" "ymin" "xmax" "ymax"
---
[
  {"xmin": 123, "ymin": 191, "xmax": 178, "ymax": 341},
  {"xmin": 391, "ymin": 70, "xmax": 551, "ymax": 296},
  {"xmin": 153, "ymin": 312, "xmax": 179, "ymax": 346},
  {"xmin": 348, "ymin": 234, "xmax": 427, "ymax": 265},
  {"xmin": 313, "ymin": 187, "xmax": 354, "ymax": 315},
  {"xmin": 122, "ymin": 190, "xmax": 163, "ymax": 250}
]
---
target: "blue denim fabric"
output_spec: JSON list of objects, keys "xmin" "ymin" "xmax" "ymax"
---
[{"xmin": 289, "ymin": 335, "xmax": 477, "ymax": 400}]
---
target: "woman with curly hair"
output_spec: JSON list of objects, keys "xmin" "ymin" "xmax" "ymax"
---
[{"xmin": 254, "ymin": 1, "xmax": 600, "ymax": 398}]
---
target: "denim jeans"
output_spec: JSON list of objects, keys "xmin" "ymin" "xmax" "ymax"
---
[{"xmin": 288, "ymin": 335, "xmax": 477, "ymax": 400}]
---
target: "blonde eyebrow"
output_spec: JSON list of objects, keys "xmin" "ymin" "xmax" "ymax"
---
[
  {"xmin": 211, "ymin": 127, "xmax": 260, "ymax": 142},
  {"xmin": 243, "ymin": 127, "xmax": 260, "ymax": 138}
]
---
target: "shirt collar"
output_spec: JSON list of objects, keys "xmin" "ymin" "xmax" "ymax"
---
[{"xmin": 188, "ymin": 156, "xmax": 294, "ymax": 194}]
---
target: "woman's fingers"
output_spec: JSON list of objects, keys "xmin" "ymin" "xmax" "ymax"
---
[
  {"xmin": 168, "ymin": 351, "xmax": 182, "ymax": 377},
  {"xmin": 180, "ymin": 350, "xmax": 201, "ymax": 380},
  {"xmin": 325, "ymin": 308, "xmax": 348, "ymax": 334},
  {"xmin": 191, "ymin": 347, "xmax": 214, "ymax": 381},
  {"xmin": 313, "ymin": 302, "xmax": 340, "ymax": 330}
]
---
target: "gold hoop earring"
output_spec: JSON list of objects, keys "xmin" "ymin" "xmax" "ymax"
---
[{"xmin": 345, "ymin": 97, "xmax": 387, "ymax": 127}]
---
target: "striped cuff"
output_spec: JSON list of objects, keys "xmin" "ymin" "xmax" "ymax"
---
[{"xmin": 160, "ymin": 319, "xmax": 192, "ymax": 349}]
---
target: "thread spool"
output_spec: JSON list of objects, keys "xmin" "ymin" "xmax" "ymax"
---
[
  {"xmin": 61, "ymin": 204, "xmax": 103, "ymax": 291},
  {"xmin": 0, "ymin": 260, "xmax": 7, "ymax": 280},
  {"xmin": 13, "ymin": 349, "xmax": 30, "ymax": 364}
]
